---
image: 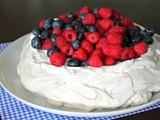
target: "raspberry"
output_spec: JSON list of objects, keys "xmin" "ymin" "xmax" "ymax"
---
[
  {"xmin": 63, "ymin": 29, "xmax": 77, "ymax": 42},
  {"xmin": 82, "ymin": 14, "xmax": 96, "ymax": 25},
  {"xmin": 41, "ymin": 39, "xmax": 53, "ymax": 50},
  {"xmin": 74, "ymin": 11, "xmax": 80, "ymax": 19},
  {"xmin": 104, "ymin": 57, "xmax": 116, "ymax": 65},
  {"xmin": 39, "ymin": 19, "xmax": 45, "ymax": 28},
  {"xmin": 56, "ymin": 36, "xmax": 68, "ymax": 49},
  {"xmin": 92, "ymin": 49, "xmax": 104, "ymax": 58},
  {"xmin": 81, "ymin": 40, "xmax": 94, "ymax": 53},
  {"xmin": 133, "ymin": 41, "xmax": 148, "ymax": 56},
  {"xmin": 103, "ymin": 44, "xmax": 123, "ymax": 59},
  {"xmin": 108, "ymin": 33, "xmax": 123, "ymax": 45},
  {"xmin": 88, "ymin": 55, "xmax": 103, "ymax": 67},
  {"xmin": 79, "ymin": 6, "xmax": 91, "ymax": 14},
  {"xmin": 84, "ymin": 32, "xmax": 90, "ymax": 38},
  {"xmin": 108, "ymin": 26, "xmax": 125, "ymax": 35},
  {"xmin": 59, "ymin": 13, "xmax": 72, "ymax": 23},
  {"xmin": 120, "ymin": 17, "xmax": 133, "ymax": 28},
  {"xmin": 49, "ymin": 52, "xmax": 66, "ymax": 67},
  {"xmin": 112, "ymin": 9, "xmax": 120, "ymax": 20},
  {"xmin": 99, "ymin": 19, "xmax": 114, "ymax": 31},
  {"xmin": 120, "ymin": 48, "xmax": 135, "ymax": 61},
  {"xmin": 96, "ymin": 38, "xmax": 109, "ymax": 49},
  {"xmin": 61, "ymin": 44, "xmax": 74, "ymax": 56},
  {"xmin": 98, "ymin": 7, "xmax": 113, "ymax": 19},
  {"xmin": 87, "ymin": 32, "xmax": 101, "ymax": 43},
  {"xmin": 72, "ymin": 48, "xmax": 88, "ymax": 61},
  {"xmin": 52, "ymin": 28, "xmax": 62, "ymax": 35}
]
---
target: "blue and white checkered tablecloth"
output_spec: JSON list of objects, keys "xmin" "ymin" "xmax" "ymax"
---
[{"xmin": 0, "ymin": 42, "xmax": 160, "ymax": 120}]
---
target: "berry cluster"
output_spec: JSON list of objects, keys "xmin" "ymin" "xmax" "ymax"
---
[{"xmin": 31, "ymin": 6, "xmax": 155, "ymax": 67}]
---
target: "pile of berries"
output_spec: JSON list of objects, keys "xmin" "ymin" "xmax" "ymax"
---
[{"xmin": 31, "ymin": 6, "xmax": 155, "ymax": 67}]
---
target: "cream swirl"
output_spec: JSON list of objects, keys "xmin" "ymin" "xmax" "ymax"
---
[{"xmin": 17, "ymin": 33, "xmax": 160, "ymax": 111}]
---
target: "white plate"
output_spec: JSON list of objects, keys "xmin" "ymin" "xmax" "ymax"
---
[{"xmin": 0, "ymin": 33, "xmax": 160, "ymax": 117}]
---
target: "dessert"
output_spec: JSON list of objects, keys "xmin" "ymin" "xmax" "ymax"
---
[{"xmin": 17, "ymin": 6, "xmax": 160, "ymax": 111}]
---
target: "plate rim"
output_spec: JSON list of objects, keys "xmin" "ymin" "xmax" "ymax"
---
[{"xmin": 0, "ymin": 33, "xmax": 160, "ymax": 117}]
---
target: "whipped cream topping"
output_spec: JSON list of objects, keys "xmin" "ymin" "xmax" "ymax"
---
[{"xmin": 17, "ymin": 32, "xmax": 160, "ymax": 111}]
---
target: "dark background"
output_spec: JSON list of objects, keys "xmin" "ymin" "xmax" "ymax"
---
[{"xmin": 0, "ymin": 0, "xmax": 160, "ymax": 119}]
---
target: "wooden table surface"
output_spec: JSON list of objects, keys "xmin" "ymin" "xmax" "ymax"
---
[{"xmin": 0, "ymin": 0, "xmax": 160, "ymax": 119}]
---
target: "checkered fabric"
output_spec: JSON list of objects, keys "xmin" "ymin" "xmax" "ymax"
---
[{"xmin": 0, "ymin": 42, "xmax": 160, "ymax": 120}]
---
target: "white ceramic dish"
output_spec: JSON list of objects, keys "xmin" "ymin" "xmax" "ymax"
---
[{"xmin": 0, "ymin": 33, "xmax": 160, "ymax": 117}]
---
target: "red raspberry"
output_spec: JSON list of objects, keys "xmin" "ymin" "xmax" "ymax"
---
[
  {"xmin": 103, "ymin": 44, "xmax": 123, "ymax": 59},
  {"xmin": 41, "ymin": 39, "xmax": 53, "ymax": 50},
  {"xmin": 130, "ymin": 25, "xmax": 141, "ymax": 31},
  {"xmin": 61, "ymin": 44, "xmax": 74, "ymax": 56},
  {"xmin": 112, "ymin": 9, "xmax": 120, "ymax": 20},
  {"xmin": 95, "ymin": 22, "xmax": 105, "ymax": 35},
  {"xmin": 72, "ymin": 48, "xmax": 88, "ymax": 61},
  {"xmin": 120, "ymin": 48, "xmax": 135, "ymax": 61},
  {"xmin": 59, "ymin": 13, "xmax": 72, "ymax": 23},
  {"xmin": 92, "ymin": 49, "xmax": 104, "ymax": 58},
  {"xmin": 99, "ymin": 19, "xmax": 114, "ymax": 31},
  {"xmin": 108, "ymin": 33, "xmax": 123, "ymax": 45},
  {"xmin": 120, "ymin": 17, "xmax": 133, "ymax": 28},
  {"xmin": 52, "ymin": 28, "xmax": 62, "ymax": 35},
  {"xmin": 63, "ymin": 29, "xmax": 77, "ymax": 42},
  {"xmin": 82, "ymin": 13, "xmax": 96, "ymax": 25},
  {"xmin": 39, "ymin": 19, "xmax": 45, "ymax": 28},
  {"xmin": 96, "ymin": 38, "xmax": 109, "ymax": 50},
  {"xmin": 84, "ymin": 32, "xmax": 90, "ymax": 38},
  {"xmin": 74, "ymin": 11, "xmax": 80, "ymax": 19},
  {"xmin": 133, "ymin": 41, "xmax": 148, "ymax": 56},
  {"xmin": 88, "ymin": 55, "xmax": 103, "ymax": 67},
  {"xmin": 109, "ymin": 26, "xmax": 125, "ymax": 35},
  {"xmin": 79, "ymin": 6, "xmax": 91, "ymax": 14},
  {"xmin": 81, "ymin": 40, "xmax": 94, "ymax": 53},
  {"xmin": 87, "ymin": 32, "xmax": 101, "ymax": 43},
  {"xmin": 104, "ymin": 57, "xmax": 116, "ymax": 66},
  {"xmin": 49, "ymin": 52, "xmax": 66, "ymax": 67},
  {"xmin": 56, "ymin": 36, "xmax": 68, "ymax": 49},
  {"xmin": 98, "ymin": 7, "xmax": 113, "ymax": 19}
]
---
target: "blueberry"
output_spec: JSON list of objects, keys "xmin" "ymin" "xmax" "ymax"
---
[
  {"xmin": 76, "ymin": 26, "xmax": 86, "ymax": 33},
  {"xmin": 47, "ymin": 47, "xmax": 59, "ymax": 57},
  {"xmin": 32, "ymin": 27, "xmax": 42, "ymax": 36},
  {"xmin": 81, "ymin": 60, "xmax": 88, "ymax": 66},
  {"xmin": 50, "ymin": 34, "xmax": 58, "ymax": 45},
  {"xmin": 122, "ymin": 36, "xmax": 130, "ymax": 47},
  {"xmin": 66, "ymin": 12, "xmax": 75, "ymax": 20},
  {"xmin": 139, "ymin": 30, "xmax": 148, "ymax": 39},
  {"xmin": 72, "ymin": 19, "xmax": 82, "ymax": 27},
  {"xmin": 144, "ymin": 28, "xmax": 155, "ymax": 36},
  {"xmin": 52, "ymin": 20, "xmax": 64, "ymax": 29},
  {"xmin": 143, "ymin": 36, "xmax": 153, "ymax": 44},
  {"xmin": 86, "ymin": 25, "xmax": 97, "ymax": 32},
  {"xmin": 40, "ymin": 30, "xmax": 51, "ymax": 38},
  {"xmin": 31, "ymin": 36, "xmax": 42, "ymax": 49},
  {"xmin": 127, "ymin": 28, "xmax": 139, "ymax": 38},
  {"xmin": 72, "ymin": 40, "xmax": 80, "ymax": 50},
  {"xmin": 131, "ymin": 37, "xmax": 141, "ymax": 45},
  {"xmin": 92, "ymin": 7, "xmax": 99, "ymax": 14},
  {"xmin": 67, "ymin": 58, "xmax": 81, "ymax": 67},
  {"xmin": 78, "ymin": 32, "xmax": 84, "ymax": 41},
  {"xmin": 65, "ymin": 24, "xmax": 73, "ymax": 30},
  {"xmin": 79, "ymin": 13, "xmax": 86, "ymax": 19},
  {"xmin": 44, "ymin": 18, "xmax": 54, "ymax": 30}
]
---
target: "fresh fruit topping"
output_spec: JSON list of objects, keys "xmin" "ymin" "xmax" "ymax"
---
[
  {"xmin": 31, "ymin": 6, "xmax": 155, "ymax": 67},
  {"xmin": 72, "ymin": 48, "xmax": 88, "ymax": 61},
  {"xmin": 82, "ymin": 13, "xmax": 96, "ymax": 25},
  {"xmin": 133, "ymin": 41, "xmax": 148, "ymax": 56},
  {"xmin": 41, "ymin": 39, "xmax": 53, "ymax": 50},
  {"xmin": 103, "ymin": 44, "xmax": 123, "ymax": 59},
  {"xmin": 87, "ymin": 32, "xmax": 101, "ymax": 43},
  {"xmin": 49, "ymin": 52, "xmax": 66, "ymax": 67},
  {"xmin": 98, "ymin": 7, "xmax": 113, "ymax": 19},
  {"xmin": 31, "ymin": 36, "xmax": 42, "ymax": 49},
  {"xmin": 108, "ymin": 33, "xmax": 123, "ymax": 45},
  {"xmin": 67, "ymin": 58, "xmax": 81, "ymax": 67}
]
